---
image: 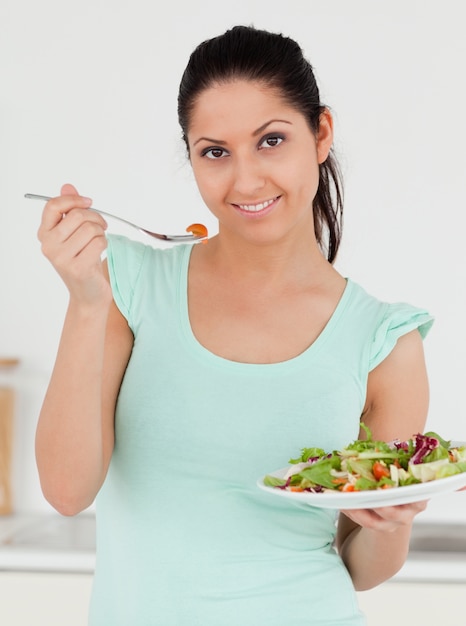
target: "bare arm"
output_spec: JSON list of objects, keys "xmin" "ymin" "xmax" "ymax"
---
[
  {"xmin": 335, "ymin": 329, "xmax": 430, "ymax": 590},
  {"xmin": 35, "ymin": 184, "xmax": 133, "ymax": 515}
]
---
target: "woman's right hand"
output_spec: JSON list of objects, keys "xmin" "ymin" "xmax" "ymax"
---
[{"xmin": 37, "ymin": 183, "xmax": 112, "ymax": 306}]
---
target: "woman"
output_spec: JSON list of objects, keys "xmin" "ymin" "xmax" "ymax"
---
[{"xmin": 36, "ymin": 25, "xmax": 433, "ymax": 625}]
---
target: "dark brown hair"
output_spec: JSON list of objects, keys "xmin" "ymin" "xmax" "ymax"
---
[{"xmin": 178, "ymin": 25, "xmax": 343, "ymax": 262}]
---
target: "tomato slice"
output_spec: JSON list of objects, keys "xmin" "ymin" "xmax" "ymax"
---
[
  {"xmin": 186, "ymin": 223, "xmax": 208, "ymax": 239},
  {"xmin": 372, "ymin": 460, "xmax": 390, "ymax": 481}
]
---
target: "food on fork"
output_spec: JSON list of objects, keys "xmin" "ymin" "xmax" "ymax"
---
[{"xmin": 186, "ymin": 223, "xmax": 208, "ymax": 241}]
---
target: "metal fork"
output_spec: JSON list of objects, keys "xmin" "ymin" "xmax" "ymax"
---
[{"xmin": 25, "ymin": 193, "xmax": 206, "ymax": 242}]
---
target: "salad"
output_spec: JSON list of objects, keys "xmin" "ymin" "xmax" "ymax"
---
[{"xmin": 264, "ymin": 425, "xmax": 466, "ymax": 493}]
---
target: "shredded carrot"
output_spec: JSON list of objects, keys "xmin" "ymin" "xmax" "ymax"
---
[
  {"xmin": 341, "ymin": 483, "xmax": 356, "ymax": 492},
  {"xmin": 289, "ymin": 486, "xmax": 305, "ymax": 492}
]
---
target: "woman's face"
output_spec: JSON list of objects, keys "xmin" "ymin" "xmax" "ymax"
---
[{"xmin": 187, "ymin": 80, "xmax": 333, "ymax": 245}]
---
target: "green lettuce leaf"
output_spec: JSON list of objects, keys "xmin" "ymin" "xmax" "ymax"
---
[
  {"xmin": 298, "ymin": 456, "xmax": 342, "ymax": 490},
  {"xmin": 435, "ymin": 461, "xmax": 466, "ymax": 479},
  {"xmin": 289, "ymin": 447, "xmax": 327, "ymax": 464},
  {"xmin": 423, "ymin": 445, "xmax": 450, "ymax": 463},
  {"xmin": 263, "ymin": 475, "xmax": 286, "ymax": 487}
]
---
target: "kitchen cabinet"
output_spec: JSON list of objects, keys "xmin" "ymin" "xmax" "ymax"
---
[
  {"xmin": 358, "ymin": 581, "xmax": 466, "ymax": 625},
  {"xmin": 0, "ymin": 571, "xmax": 92, "ymax": 626}
]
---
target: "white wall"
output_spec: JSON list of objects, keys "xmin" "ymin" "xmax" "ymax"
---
[{"xmin": 1, "ymin": 0, "xmax": 465, "ymax": 519}]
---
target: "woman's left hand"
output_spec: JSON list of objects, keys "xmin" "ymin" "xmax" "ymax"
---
[{"xmin": 340, "ymin": 499, "xmax": 429, "ymax": 533}]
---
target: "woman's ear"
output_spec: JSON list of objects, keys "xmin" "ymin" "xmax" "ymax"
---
[{"xmin": 316, "ymin": 108, "xmax": 334, "ymax": 164}]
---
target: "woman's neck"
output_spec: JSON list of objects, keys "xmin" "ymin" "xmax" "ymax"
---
[{"xmin": 198, "ymin": 229, "xmax": 336, "ymax": 289}]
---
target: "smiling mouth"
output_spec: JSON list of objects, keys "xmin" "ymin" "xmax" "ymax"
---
[{"xmin": 234, "ymin": 197, "xmax": 279, "ymax": 213}]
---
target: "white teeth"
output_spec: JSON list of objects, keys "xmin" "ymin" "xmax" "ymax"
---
[{"xmin": 238, "ymin": 198, "xmax": 275, "ymax": 212}]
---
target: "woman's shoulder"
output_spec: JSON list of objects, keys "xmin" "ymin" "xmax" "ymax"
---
[
  {"xmin": 345, "ymin": 279, "xmax": 434, "ymax": 369},
  {"xmin": 346, "ymin": 279, "xmax": 430, "ymax": 321},
  {"xmin": 105, "ymin": 235, "xmax": 193, "ymax": 320}
]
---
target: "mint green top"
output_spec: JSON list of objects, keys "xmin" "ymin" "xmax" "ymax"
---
[{"xmin": 89, "ymin": 235, "xmax": 433, "ymax": 626}]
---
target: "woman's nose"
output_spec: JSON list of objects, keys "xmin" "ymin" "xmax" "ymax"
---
[{"xmin": 231, "ymin": 155, "xmax": 266, "ymax": 196}]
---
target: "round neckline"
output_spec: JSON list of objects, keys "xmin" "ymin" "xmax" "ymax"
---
[{"xmin": 177, "ymin": 244, "xmax": 353, "ymax": 372}]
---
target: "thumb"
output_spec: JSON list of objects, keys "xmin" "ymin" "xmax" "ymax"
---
[{"xmin": 60, "ymin": 183, "xmax": 80, "ymax": 197}]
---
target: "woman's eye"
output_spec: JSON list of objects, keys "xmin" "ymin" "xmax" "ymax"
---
[
  {"xmin": 259, "ymin": 134, "xmax": 284, "ymax": 149},
  {"xmin": 202, "ymin": 147, "xmax": 228, "ymax": 159}
]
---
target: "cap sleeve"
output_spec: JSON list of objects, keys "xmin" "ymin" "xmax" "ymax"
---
[
  {"xmin": 105, "ymin": 234, "xmax": 148, "ymax": 323},
  {"xmin": 369, "ymin": 303, "xmax": 434, "ymax": 371}
]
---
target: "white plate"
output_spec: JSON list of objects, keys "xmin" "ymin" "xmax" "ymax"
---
[{"xmin": 258, "ymin": 452, "xmax": 466, "ymax": 509}]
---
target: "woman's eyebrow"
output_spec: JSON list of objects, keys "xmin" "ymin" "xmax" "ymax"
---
[
  {"xmin": 192, "ymin": 119, "xmax": 292, "ymax": 147},
  {"xmin": 252, "ymin": 119, "xmax": 292, "ymax": 136},
  {"xmin": 193, "ymin": 136, "xmax": 227, "ymax": 147}
]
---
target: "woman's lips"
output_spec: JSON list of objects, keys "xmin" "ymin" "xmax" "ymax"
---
[{"xmin": 232, "ymin": 196, "xmax": 280, "ymax": 216}]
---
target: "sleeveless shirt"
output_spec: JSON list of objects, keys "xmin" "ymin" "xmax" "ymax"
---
[{"xmin": 88, "ymin": 235, "xmax": 433, "ymax": 625}]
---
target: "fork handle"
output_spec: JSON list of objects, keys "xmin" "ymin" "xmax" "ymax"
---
[
  {"xmin": 25, "ymin": 194, "xmax": 53, "ymax": 202},
  {"xmin": 24, "ymin": 193, "xmax": 129, "ymax": 228}
]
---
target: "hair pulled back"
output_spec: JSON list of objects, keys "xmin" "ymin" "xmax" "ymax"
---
[{"xmin": 177, "ymin": 25, "xmax": 343, "ymax": 263}]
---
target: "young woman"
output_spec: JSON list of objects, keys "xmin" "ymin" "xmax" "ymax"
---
[{"xmin": 36, "ymin": 25, "xmax": 433, "ymax": 625}]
